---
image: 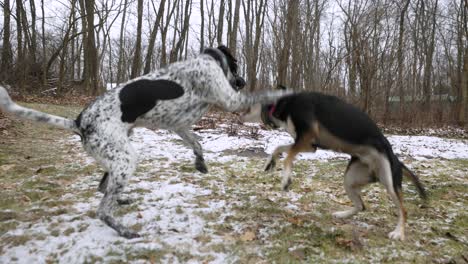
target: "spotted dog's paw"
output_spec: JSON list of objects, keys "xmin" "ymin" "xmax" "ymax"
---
[{"xmin": 195, "ymin": 157, "xmax": 208, "ymax": 174}]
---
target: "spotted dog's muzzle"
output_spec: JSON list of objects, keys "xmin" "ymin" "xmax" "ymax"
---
[{"xmin": 231, "ymin": 76, "xmax": 246, "ymax": 91}]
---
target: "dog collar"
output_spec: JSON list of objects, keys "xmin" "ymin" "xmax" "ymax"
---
[
  {"xmin": 269, "ymin": 104, "xmax": 276, "ymax": 116},
  {"xmin": 202, "ymin": 48, "xmax": 229, "ymax": 76}
]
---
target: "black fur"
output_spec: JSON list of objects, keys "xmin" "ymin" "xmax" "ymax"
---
[
  {"xmin": 258, "ymin": 90, "xmax": 427, "ymax": 240},
  {"xmin": 273, "ymin": 93, "xmax": 383, "ymax": 147},
  {"xmin": 268, "ymin": 92, "xmax": 410, "ymax": 190},
  {"xmin": 216, "ymin": 45, "xmax": 239, "ymax": 75},
  {"xmin": 119, "ymin": 79, "xmax": 184, "ymax": 123}
]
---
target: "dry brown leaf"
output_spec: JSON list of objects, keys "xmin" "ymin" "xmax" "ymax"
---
[
  {"xmin": 223, "ymin": 234, "xmax": 236, "ymax": 242},
  {"xmin": 287, "ymin": 216, "xmax": 304, "ymax": 226},
  {"xmin": 239, "ymin": 231, "xmax": 256, "ymax": 241},
  {"xmin": 0, "ymin": 164, "xmax": 15, "ymax": 171}
]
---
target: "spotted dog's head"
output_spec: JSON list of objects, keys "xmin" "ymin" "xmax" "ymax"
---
[{"xmin": 202, "ymin": 45, "xmax": 246, "ymax": 91}]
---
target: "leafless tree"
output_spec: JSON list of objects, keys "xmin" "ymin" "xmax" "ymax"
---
[
  {"xmin": 130, "ymin": 0, "xmax": 144, "ymax": 78},
  {"xmin": 0, "ymin": 0, "xmax": 465, "ymax": 125},
  {"xmin": 1, "ymin": 0, "xmax": 13, "ymax": 82},
  {"xmin": 144, "ymin": 0, "xmax": 166, "ymax": 74}
]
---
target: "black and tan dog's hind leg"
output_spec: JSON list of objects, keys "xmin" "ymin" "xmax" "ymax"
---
[
  {"xmin": 373, "ymin": 154, "xmax": 407, "ymax": 240},
  {"xmin": 332, "ymin": 157, "xmax": 374, "ymax": 219},
  {"xmin": 333, "ymin": 152, "xmax": 407, "ymax": 240}
]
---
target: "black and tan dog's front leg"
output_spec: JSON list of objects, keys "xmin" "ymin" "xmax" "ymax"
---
[
  {"xmin": 281, "ymin": 133, "xmax": 318, "ymax": 191},
  {"xmin": 175, "ymin": 129, "xmax": 208, "ymax": 173},
  {"xmin": 264, "ymin": 144, "xmax": 293, "ymax": 172}
]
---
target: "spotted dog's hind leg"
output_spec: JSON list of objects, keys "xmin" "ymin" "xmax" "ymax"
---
[
  {"xmin": 98, "ymin": 172, "xmax": 109, "ymax": 194},
  {"xmin": 98, "ymin": 171, "xmax": 134, "ymax": 205},
  {"xmin": 333, "ymin": 157, "xmax": 373, "ymax": 219},
  {"xmin": 88, "ymin": 136, "xmax": 139, "ymax": 238},
  {"xmin": 264, "ymin": 144, "xmax": 292, "ymax": 172},
  {"xmin": 175, "ymin": 129, "xmax": 207, "ymax": 173}
]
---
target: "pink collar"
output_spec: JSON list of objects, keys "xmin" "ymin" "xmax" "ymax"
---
[{"xmin": 269, "ymin": 104, "xmax": 276, "ymax": 116}]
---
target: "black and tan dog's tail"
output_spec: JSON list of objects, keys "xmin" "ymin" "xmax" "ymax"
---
[
  {"xmin": 0, "ymin": 86, "xmax": 80, "ymax": 134},
  {"xmin": 401, "ymin": 162, "xmax": 427, "ymax": 200}
]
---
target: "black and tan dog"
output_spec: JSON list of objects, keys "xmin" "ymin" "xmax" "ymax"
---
[{"xmin": 243, "ymin": 89, "xmax": 427, "ymax": 240}]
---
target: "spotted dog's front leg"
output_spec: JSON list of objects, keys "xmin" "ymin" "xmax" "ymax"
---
[
  {"xmin": 203, "ymin": 75, "xmax": 291, "ymax": 112},
  {"xmin": 175, "ymin": 129, "xmax": 208, "ymax": 173},
  {"xmin": 264, "ymin": 144, "xmax": 293, "ymax": 172}
]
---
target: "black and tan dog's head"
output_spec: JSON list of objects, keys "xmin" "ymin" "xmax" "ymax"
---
[
  {"xmin": 202, "ymin": 45, "xmax": 246, "ymax": 91},
  {"xmin": 241, "ymin": 84, "xmax": 289, "ymax": 128}
]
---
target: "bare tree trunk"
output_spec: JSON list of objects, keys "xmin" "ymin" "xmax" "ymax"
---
[
  {"xmin": 144, "ymin": 0, "xmax": 166, "ymax": 74},
  {"xmin": 206, "ymin": 0, "xmax": 216, "ymax": 47},
  {"xmin": 58, "ymin": 0, "xmax": 77, "ymax": 93},
  {"xmin": 228, "ymin": 0, "xmax": 241, "ymax": 56},
  {"xmin": 1, "ymin": 0, "xmax": 13, "ymax": 82},
  {"xmin": 71, "ymin": 8, "xmax": 77, "ymax": 81},
  {"xmin": 397, "ymin": 0, "xmax": 410, "ymax": 117},
  {"xmin": 217, "ymin": 0, "xmax": 225, "ymax": 45},
  {"xmin": 160, "ymin": 0, "xmax": 178, "ymax": 67},
  {"xmin": 131, "ymin": 0, "xmax": 144, "ymax": 78},
  {"xmin": 41, "ymin": 0, "xmax": 48, "ymax": 86},
  {"xmin": 277, "ymin": 1, "xmax": 298, "ymax": 87},
  {"xmin": 457, "ymin": 0, "xmax": 468, "ymax": 125},
  {"xmin": 116, "ymin": 0, "xmax": 128, "ymax": 83},
  {"xmin": 83, "ymin": 0, "xmax": 101, "ymax": 95},
  {"xmin": 16, "ymin": 0, "xmax": 24, "ymax": 90},
  {"xmin": 29, "ymin": 0, "xmax": 37, "ymax": 63},
  {"xmin": 290, "ymin": 1, "xmax": 302, "ymax": 89},
  {"xmin": 243, "ymin": 0, "xmax": 267, "ymax": 91},
  {"xmin": 421, "ymin": 0, "xmax": 438, "ymax": 110},
  {"xmin": 170, "ymin": 0, "xmax": 192, "ymax": 63},
  {"xmin": 459, "ymin": 45, "xmax": 468, "ymax": 125},
  {"xmin": 200, "ymin": 0, "xmax": 205, "ymax": 52}
]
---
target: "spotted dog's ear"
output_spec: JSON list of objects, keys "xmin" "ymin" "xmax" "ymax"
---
[
  {"xmin": 216, "ymin": 45, "xmax": 238, "ymax": 75},
  {"xmin": 202, "ymin": 47, "xmax": 229, "ymax": 75},
  {"xmin": 119, "ymin": 79, "xmax": 184, "ymax": 123}
]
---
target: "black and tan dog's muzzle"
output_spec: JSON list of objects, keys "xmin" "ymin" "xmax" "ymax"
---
[{"xmin": 261, "ymin": 104, "xmax": 279, "ymax": 129}]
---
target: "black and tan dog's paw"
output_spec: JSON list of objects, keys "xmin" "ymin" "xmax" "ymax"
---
[
  {"xmin": 281, "ymin": 177, "xmax": 292, "ymax": 191},
  {"xmin": 263, "ymin": 159, "xmax": 276, "ymax": 172}
]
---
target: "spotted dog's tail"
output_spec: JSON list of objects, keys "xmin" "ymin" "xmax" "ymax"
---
[{"xmin": 0, "ymin": 86, "xmax": 80, "ymax": 134}]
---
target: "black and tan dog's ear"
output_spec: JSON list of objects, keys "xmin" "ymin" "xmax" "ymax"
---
[{"xmin": 276, "ymin": 84, "xmax": 287, "ymax": 90}]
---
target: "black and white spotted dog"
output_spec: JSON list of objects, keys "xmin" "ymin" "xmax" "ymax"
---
[{"xmin": 0, "ymin": 46, "xmax": 288, "ymax": 238}]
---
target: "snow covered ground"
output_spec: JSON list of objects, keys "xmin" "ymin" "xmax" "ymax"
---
[{"xmin": 1, "ymin": 124, "xmax": 467, "ymax": 263}]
